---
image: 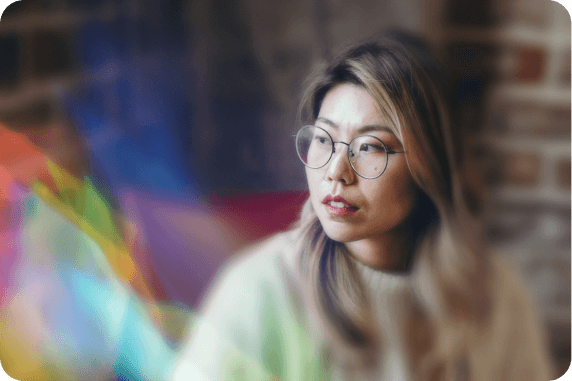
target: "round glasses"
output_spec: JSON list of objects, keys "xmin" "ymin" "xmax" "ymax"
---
[{"xmin": 295, "ymin": 125, "xmax": 404, "ymax": 179}]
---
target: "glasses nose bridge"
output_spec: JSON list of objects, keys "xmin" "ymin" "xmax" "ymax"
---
[
  {"xmin": 332, "ymin": 140, "xmax": 350, "ymax": 155},
  {"xmin": 327, "ymin": 140, "xmax": 354, "ymax": 178}
]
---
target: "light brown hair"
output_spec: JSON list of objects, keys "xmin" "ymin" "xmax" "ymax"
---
[{"xmin": 295, "ymin": 32, "xmax": 492, "ymax": 377}]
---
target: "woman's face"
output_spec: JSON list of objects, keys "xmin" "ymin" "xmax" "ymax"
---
[{"xmin": 306, "ymin": 84, "xmax": 418, "ymax": 252}]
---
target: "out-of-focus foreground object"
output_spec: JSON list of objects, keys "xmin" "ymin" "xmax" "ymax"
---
[
  {"xmin": 0, "ymin": 2, "xmax": 308, "ymax": 378},
  {"xmin": 0, "ymin": 1, "xmax": 205, "ymax": 379}
]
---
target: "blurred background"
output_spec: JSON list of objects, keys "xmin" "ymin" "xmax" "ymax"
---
[{"xmin": 0, "ymin": 0, "xmax": 569, "ymax": 379}]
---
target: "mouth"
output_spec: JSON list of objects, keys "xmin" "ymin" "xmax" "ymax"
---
[{"xmin": 322, "ymin": 195, "xmax": 358, "ymax": 217}]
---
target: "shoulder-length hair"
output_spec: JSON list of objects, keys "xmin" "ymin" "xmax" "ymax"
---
[{"xmin": 295, "ymin": 32, "xmax": 492, "ymax": 377}]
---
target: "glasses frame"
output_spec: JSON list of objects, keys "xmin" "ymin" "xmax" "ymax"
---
[{"xmin": 294, "ymin": 125, "xmax": 405, "ymax": 179}]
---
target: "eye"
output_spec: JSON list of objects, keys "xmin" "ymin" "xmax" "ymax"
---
[
  {"xmin": 313, "ymin": 134, "xmax": 331, "ymax": 146},
  {"xmin": 358, "ymin": 143, "xmax": 384, "ymax": 153}
]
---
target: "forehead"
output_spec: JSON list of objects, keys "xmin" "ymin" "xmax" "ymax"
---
[
  {"xmin": 316, "ymin": 83, "xmax": 401, "ymax": 140},
  {"xmin": 317, "ymin": 84, "xmax": 383, "ymax": 127}
]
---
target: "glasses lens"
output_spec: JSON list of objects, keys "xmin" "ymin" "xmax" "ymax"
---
[
  {"xmin": 296, "ymin": 126, "xmax": 333, "ymax": 168},
  {"xmin": 348, "ymin": 135, "xmax": 388, "ymax": 178}
]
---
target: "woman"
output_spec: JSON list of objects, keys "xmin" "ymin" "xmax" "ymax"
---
[{"xmin": 172, "ymin": 33, "xmax": 551, "ymax": 380}]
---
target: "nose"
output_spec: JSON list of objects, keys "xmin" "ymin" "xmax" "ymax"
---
[{"xmin": 324, "ymin": 142, "xmax": 355, "ymax": 184}]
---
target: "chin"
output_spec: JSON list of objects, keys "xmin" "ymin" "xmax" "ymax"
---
[{"xmin": 319, "ymin": 220, "xmax": 363, "ymax": 243}]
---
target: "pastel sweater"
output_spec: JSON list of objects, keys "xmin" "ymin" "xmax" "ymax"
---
[{"xmin": 171, "ymin": 231, "xmax": 551, "ymax": 380}]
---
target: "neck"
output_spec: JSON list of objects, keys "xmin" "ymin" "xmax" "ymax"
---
[{"xmin": 344, "ymin": 226, "xmax": 411, "ymax": 272}]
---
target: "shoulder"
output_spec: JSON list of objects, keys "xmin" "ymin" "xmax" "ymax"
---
[
  {"xmin": 224, "ymin": 229, "xmax": 299, "ymax": 281},
  {"xmin": 204, "ymin": 230, "xmax": 300, "ymax": 309},
  {"xmin": 201, "ymin": 229, "xmax": 301, "ymax": 331}
]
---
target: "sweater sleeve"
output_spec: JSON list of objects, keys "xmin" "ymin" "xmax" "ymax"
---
[
  {"xmin": 170, "ymin": 233, "xmax": 328, "ymax": 381},
  {"xmin": 170, "ymin": 250, "xmax": 278, "ymax": 381}
]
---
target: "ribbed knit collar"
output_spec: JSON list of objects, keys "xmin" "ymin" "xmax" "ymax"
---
[{"xmin": 352, "ymin": 257, "xmax": 411, "ymax": 297}]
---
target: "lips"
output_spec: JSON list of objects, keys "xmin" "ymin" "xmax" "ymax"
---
[{"xmin": 322, "ymin": 195, "xmax": 358, "ymax": 217}]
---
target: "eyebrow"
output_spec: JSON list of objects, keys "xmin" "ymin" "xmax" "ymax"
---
[{"xmin": 316, "ymin": 117, "xmax": 394, "ymax": 135}]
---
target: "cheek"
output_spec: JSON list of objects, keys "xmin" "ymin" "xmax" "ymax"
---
[
  {"xmin": 305, "ymin": 168, "xmax": 316, "ymax": 189},
  {"xmin": 306, "ymin": 168, "xmax": 326, "ymax": 192},
  {"xmin": 393, "ymin": 177, "xmax": 418, "ymax": 217},
  {"xmin": 369, "ymin": 173, "xmax": 417, "ymax": 220}
]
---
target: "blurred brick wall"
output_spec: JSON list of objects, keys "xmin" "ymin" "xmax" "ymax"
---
[{"xmin": 437, "ymin": 0, "xmax": 571, "ymax": 377}]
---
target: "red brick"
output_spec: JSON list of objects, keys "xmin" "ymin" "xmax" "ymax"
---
[
  {"xmin": 549, "ymin": 108, "xmax": 572, "ymax": 138},
  {"xmin": 515, "ymin": 47, "xmax": 545, "ymax": 82},
  {"xmin": 556, "ymin": 160, "xmax": 571, "ymax": 189},
  {"xmin": 503, "ymin": 151, "xmax": 541, "ymax": 186}
]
